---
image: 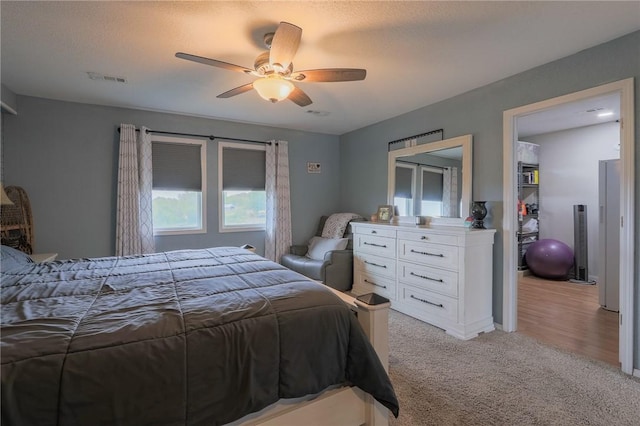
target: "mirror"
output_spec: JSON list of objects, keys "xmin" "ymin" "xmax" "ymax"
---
[{"xmin": 388, "ymin": 134, "xmax": 472, "ymax": 225}]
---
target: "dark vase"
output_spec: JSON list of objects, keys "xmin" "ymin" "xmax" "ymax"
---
[{"xmin": 471, "ymin": 201, "xmax": 487, "ymax": 229}]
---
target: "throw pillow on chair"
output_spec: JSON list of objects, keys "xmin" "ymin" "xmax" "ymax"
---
[{"xmin": 306, "ymin": 237, "xmax": 349, "ymax": 260}]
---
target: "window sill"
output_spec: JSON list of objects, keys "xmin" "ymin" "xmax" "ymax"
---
[
  {"xmin": 219, "ymin": 225, "xmax": 265, "ymax": 233},
  {"xmin": 154, "ymin": 228, "xmax": 207, "ymax": 236}
]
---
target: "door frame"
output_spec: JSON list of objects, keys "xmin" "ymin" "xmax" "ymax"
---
[{"xmin": 501, "ymin": 78, "xmax": 635, "ymax": 374}]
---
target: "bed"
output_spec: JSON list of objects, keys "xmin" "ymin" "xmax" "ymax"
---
[{"xmin": 1, "ymin": 245, "xmax": 398, "ymax": 425}]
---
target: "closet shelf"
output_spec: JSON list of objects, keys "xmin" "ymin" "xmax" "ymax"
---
[{"xmin": 517, "ymin": 161, "xmax": 540, "ymax": 271}]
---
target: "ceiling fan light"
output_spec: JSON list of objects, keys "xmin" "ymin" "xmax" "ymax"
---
[{"xmin": 253, "ymin": 77, "xmax": 294, "ymax": 103}]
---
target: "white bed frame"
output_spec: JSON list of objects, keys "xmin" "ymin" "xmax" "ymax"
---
[{"xmin": 230, "ymin": 289, "xmax": 392, "ymax": 426}]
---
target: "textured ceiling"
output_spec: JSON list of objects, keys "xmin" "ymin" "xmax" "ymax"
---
[{"xmin": 1, "ymin": 1, "xmax": 638, "ymax": 135}]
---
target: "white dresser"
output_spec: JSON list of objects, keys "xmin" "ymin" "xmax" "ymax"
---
[{"xmin": 351, "ymin": 222, "xmax": 496, "ymax": 340}]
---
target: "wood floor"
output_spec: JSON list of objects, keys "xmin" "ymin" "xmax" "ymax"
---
[{"xmin": 517, "ymin": 274, "xmax": 619, "ymax": 367}]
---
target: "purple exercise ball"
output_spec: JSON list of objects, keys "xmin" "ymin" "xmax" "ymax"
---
[{"xmin": 525, "ymin": 239, "xmax": 574, "ymax": 280}]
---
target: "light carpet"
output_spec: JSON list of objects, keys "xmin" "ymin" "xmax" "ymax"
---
[{"xmin": 387, "ymin": 310, "xmax": 640, "ymax": 426}]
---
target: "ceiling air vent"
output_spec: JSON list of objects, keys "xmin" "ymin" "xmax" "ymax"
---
[
  {"xmin": 306, "ymin": 110, "xmax": 330, "ymax": 117},
  {"xmin": 87, "ymin": 72, "xmax": 127, "ymax": 84}
]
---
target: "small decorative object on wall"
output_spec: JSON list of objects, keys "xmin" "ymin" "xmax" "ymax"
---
[
  {"xmin": 377, "ymin": 205, "xmax": 393, "ymax": 223},
  {"xmin": 471, "ymin": 201, "xmax": 487, "ymax": 229},
  {"xmin": 307, "ymin": 162, "xmax": 321, "ymax": 173}
]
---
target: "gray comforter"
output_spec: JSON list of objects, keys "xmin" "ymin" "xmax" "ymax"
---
[{"xmin": 1, "ymin": 247, "xmax": 398, "ymax": 425}]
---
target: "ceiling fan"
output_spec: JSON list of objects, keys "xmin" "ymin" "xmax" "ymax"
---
[{"xmin": 176, "ymin": 22, "xmax": 366, "ymax": 107}]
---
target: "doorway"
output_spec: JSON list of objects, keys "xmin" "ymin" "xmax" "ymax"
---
[
  {"xmin": 502, "ymin": 79, "xmax": 635, "ymax": 374},
  {"xmin": 515, "ymin": 101, "xmax": 621, "ymax": 365}
]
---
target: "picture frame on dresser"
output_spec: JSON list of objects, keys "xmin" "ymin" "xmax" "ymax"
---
[{"xmin": 376, "ymin": 205, "xmax": 393, "ymax": 222}]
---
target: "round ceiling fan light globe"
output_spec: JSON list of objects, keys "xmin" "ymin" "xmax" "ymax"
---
[{"xmin": 253, "ymin": 77, "xmax": 294, "ymax": 103}]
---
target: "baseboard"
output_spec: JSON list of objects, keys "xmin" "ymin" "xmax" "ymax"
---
[
  {"xmin": 494, "ymin": 322, "xmax": 503, "ymax": 331},
  {"xmin": 634, "ymin": 368, "xmax": 640, "ymax": 379},
  {"xmin": 517, "ymin": 269, "xmax": 532, "ymax": 279}
]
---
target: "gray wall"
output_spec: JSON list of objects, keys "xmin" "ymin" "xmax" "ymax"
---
[
  {"xmin": 2, "ymin": 96, "xmax": 341, "ymax": 259},
  {"xmin": 339, "ymin": 31, "xmax": 640, "ymax": 365}
]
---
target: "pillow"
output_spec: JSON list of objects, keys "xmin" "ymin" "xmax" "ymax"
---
[
  {"xmin": 306, "ymin": 237, "xmax": 349, "ymax": 260},
  {"xmin": 321, "ymin": 213, "xmax": 363, "ymax": 238},
  {"xmin": 1, "ymin": 244, "xmax": 34, "ymax": 272}
]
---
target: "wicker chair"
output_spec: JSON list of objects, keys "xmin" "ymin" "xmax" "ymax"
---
[{"xmin": 0, "ymin": 186, "xmax": 34, "ymax": 254}]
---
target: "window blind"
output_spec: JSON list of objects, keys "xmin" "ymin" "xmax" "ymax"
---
[
  {"xmin": 222, "ymin": 147, "xmax": 266, "ymax": 191},
  {"xmin": 422, "ymin": 170, "xmax": 443, "ymax": 201},
  {"xmin": 152, "ymin": 142, "xmax": 202, "ymax": 191},
  {"xmin": 395, "ymin": 166, "xmax": 413, "ymax": 198}
]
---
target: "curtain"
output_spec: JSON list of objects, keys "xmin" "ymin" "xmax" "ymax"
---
[
  {"xmin": 138, "ymin": 127, "xmax": 155, "ymax": 253},
  {"xmin": 265, "ymin": 140, "xmax": 291, "ymax": 263},
  {"xmin": 442, "ymin": 166, "xmax": 459, "ymax": 217},
  {"xmin": 116, "ymin": 124, "xmax": 155, "ymax": 256}
]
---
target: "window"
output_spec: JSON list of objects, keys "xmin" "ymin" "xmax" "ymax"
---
[
  {"xmin": 219, "ymin": 142, "xmax": 266, "ymax": 232},
  {"xmin": 151, "ymin": 136, "xmax": 206, "ymax": 235},
  {"xmin": 394, "ymin": 163, "xmax": 415, "ymax": 216},
  {"xmin": 420, "ymin": 166, "xmax": 443, "ymax": 217}
]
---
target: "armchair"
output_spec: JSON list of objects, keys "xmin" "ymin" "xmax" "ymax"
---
[{"xmin": 281, "ymin": 215, "xmax": 364, "ymax": 291}]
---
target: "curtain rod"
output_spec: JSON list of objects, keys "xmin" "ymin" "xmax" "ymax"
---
[
  {"xmin": 388, "ymin": 128, "xmax": 444, "ymax": 151},
  {"xmin": 117, "ymin": 127, "xmax": 271, "ymax": 145},
  {"xmin": 396, "ymin": 159, "xmax": 446, "ymax": 170}
]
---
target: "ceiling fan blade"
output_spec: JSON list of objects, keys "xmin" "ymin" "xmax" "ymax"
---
[
  {"xmin": 288, "ymin": 87, "xmax": 312, "ymax": 107},
  {"xmin": 269, "ymin": 22, "xmax": 302, "ymax": 71},
  {"xmin": 291, "ymin": 69, "xmax": 367, "ymax": 82},
  {"xmin": 176, "ymin": 52, "xmax": 253, "ymax": 74},
  {"xmin": 217, "ymin": 83, "xmax": 254, "ymax": 99}
]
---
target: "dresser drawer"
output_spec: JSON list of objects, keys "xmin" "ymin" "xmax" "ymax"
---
[
  {"xmin": 397, "ymin": 230, "xmax": 458, "ymax": 246},
  {"xmin": 354, "ymin": 272, "xmax": 396, "ymax": 300},
  {"xmin": 355, "ymin": 234, "xmax": 396, "ymax": 258},
  {"xmin": 398, "ymin": 261, "xmax": 458, "ymax": 297},
  {"xmin": 354, "ymin": 253, "xmax": 396, "ymax": 279},
  {"xmin": 355, "ymin": 226, "xmax": 397, "ymax": 239},
  {"xmin": 398, "ymin": 240, "xmax": 459, "ymax": 270},
  {"xmin": 398, "ymin": 284, "xmax": 458, "ymax": 323}
]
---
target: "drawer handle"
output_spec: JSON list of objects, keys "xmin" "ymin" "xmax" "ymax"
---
[
  {"xmin": 410, "ymin": 271, "xmax": 443, "ymax": 283},
  {"xmin": 371, "ymin": 230, "xmax": 377, "ymax": 234},
  {"xmin": 364, "ymin": 279, "xmax": 387, "ymax": 289},
  {"xmin": 365, "ymin": 242, "xmax": 387, "ymax": 248},
  {"xmin": 410, "ymin": 294, "xmax": 443, "ymax": 308},
  {"xmin": 364, "ymin": 260, "xmax": 387, "ymax": 269},
  {"xmin": 410, "ymin": 249, "xmax": 444, "ymax": 257},
  {"xmin": 421, "ymin": 236, "xmax": 428, "ymax": 240}
]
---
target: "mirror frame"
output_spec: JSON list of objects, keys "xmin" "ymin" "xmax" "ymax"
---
[{"xmin": 388, "ymin": 134, "xmax": 473, "ymax": 226}]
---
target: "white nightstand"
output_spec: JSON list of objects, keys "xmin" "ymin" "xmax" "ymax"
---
[{"xmin": 30, "ymin": 253, "xmax": 58, "ymax": 263}]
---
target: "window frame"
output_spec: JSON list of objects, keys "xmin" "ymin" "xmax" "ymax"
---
[
  {"xmin": 151, "ymin": 135, "xmax": 207, "ymax": 236},
  {"xmin": 218, "ymin": 141, "xmax": 267, "ymax": 233}
]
